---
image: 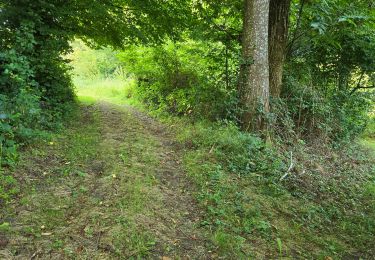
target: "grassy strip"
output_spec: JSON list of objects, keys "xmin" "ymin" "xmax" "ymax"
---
[{"xmin": 0, "ymin": 103, "xmax": 162, "ymax": 258}]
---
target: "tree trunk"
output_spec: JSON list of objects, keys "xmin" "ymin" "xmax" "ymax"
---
[
  {"xmin": 238, "ymin": 0, "xmax": 270, "ymax": 132},
  {"xmin": 269, "ymin": 0, "xmax": 291, "ymax": 98}
]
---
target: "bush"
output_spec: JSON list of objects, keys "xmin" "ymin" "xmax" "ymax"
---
[
  {"xmin": 118, "ymin": 41, "xmax": 238, "ymax": 120},
  {"xmin": 0, "ymin": 12, "xmax": 76, "ymax": 167},
  {"xmin": 0, "ymin": 88, "xmax": 48, "ymax": 166},
  {"xmin": 270, "ymin": 75, "xmax": 374, "ymax": 143}
]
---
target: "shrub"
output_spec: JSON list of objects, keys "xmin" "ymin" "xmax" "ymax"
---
[
  {"xmin": 0, "ymin": 13, "xmax": 76, "ymax": 167},
  {"xmin": 0, "ymin": 88, "xmax": 47, "ymax": 166},
  {"xmin": 270, "ymin": 77, "xmax": 374, "ymax": 143},
  {"xmin": 118, "ymin": 41, "xmax": 237, "ymax": 120}
]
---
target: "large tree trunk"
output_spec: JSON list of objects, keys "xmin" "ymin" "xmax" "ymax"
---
[
  {"xmin": 238, "ymin": 0, "xmax": 270, "ymax": 132},
  {"xmin": 269, "ymin": 0, "xmax": 291, "ymax": 97}
]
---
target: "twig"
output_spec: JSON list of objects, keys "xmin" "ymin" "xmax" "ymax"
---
[
  {"xmin": 30, "ymin": 250, "xmax": 40, "ymax": 259},
  {"xmin": 350, "ymin": 72, "xmax": 374, "ymax": 95},
  {"xmin": 280, "ymin": 151, "xmax": 294, "ymax": 181},
  {"xmin": 209, "ymin": 144, "xmax": 216, "ymax": 154},
  {"xmin": 96, "ymin": 231, "xmax": 102, "ymax": 250}
]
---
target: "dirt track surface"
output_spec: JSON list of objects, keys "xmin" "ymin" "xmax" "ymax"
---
[{"xmin": 0, "ymin": 102, "xmax": 213, "ymax": 259}]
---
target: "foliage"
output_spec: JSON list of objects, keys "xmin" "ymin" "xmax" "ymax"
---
[
  {"xmin": 115, "ymin": 0, "xmax": 375, "ymax": 143},
  {"xmin": 118, "ymin": 40, "xmax": 239, "ymax": 120},
  {"xmin": 1, "ymin": 0, "xmax": 375, "ymax": 257},
  {"xmin": 68, "ymin": 41, "xmax": 124, "ymax": 81},
  {"xmin": 177, "ymin": 118, "xmax": 375, "ymax": 258},
  {"xmin": 0, "ymin": 0, "xmax": 191, "ymax": 167},
  {"xmin": 279, "ymin": 0, "xmax": 375, "ymax": 142},
  {"xmin": 271, "ymin": 81, "xmax": 374, "ymax": 142}
]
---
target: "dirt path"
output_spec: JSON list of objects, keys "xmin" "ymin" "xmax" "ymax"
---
[{"xmin": 0, "ymin": 102, "xmax": 213, "ymax": 259}]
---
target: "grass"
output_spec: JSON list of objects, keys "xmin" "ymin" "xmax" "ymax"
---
[
  {"xmin": 173, "ymin": 120, "xmax": 375, "ymax": 258},
  {"xmin": 361, "ymin": 116, "xmax": 375, "ymax": 153},
  {"xmin": 74, "ymin": 77, "xmax": 140, "ymax": 106},
  {"xmin": 0, "ymin": 100, "xmax": 164, "ymax": 258},
  {"xmin": 361, "ymin": 117, "xmax": 375, "ymax": 153},
  {"xmin": 73, "ymin": 78, "xmax": 375, "ymax": 258},
  {"xmin": 361, "ymin": 138, "xmax": 375, "ymax": 153},
  {"xmin": 2, "ymin": 75, "xmax": 374, "ymax": 258}
]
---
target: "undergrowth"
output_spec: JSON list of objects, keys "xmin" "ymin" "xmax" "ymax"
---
[{"xmin": 173, "ymin": 120, "xmax": 375, "ymax": 258}]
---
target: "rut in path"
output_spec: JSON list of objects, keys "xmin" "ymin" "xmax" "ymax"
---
[{"xmin": 0, "ymin": 102, "xmax": 214, "ymax": 259}]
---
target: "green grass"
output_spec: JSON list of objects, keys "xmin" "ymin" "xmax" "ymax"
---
[
  {"xmin": 0, "ymin": 102, "xmax": 164, "ymax": 258},
  {"xmin": 73, "ymin": 76, "xmax": 375, "ymax": 258},
  {"xmin": 3, "ymin": 69, "xmax": 374, "ymax": 258},
  {"xmin": 361, "ymin": 115, "xmax": 375, "ymax": 153},
  {"xmin": 361, "ymin": 138, "xmax": 375, "ymax": 153},
  {"xmin": 173, "ymin": 120, "xmax": 375, "ymax": 259},
  {"xmin": 74, "ymin": 77, "xmax": 140, "ymax": 106}
]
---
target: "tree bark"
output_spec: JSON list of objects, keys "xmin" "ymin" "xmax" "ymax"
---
[
  {"xmin": 238, "ymin": 0, "xmax": 270, "ymax": 132},
  {"xmin": 269, "ymin": 0, "xmax": 291, "ymax": 97}
]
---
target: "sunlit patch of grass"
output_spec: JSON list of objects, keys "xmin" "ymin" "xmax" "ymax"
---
[
  {"xmin": 361, "ymin": 115, "xmax": 375, "ymax": 152},
  {"xmin": 74, "ymin": 77, "xmax": 140, "ymax": 106},
  {"xmin": 360, "ymin": 138, "xmax": 375, "ymax": 153}
]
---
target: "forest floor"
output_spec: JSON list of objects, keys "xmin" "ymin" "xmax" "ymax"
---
[
  {"xmin": 0, "ymin": 102, "xmax": 215, "ymax": 259},
  {"xmin": 1, "ymin": 90, "xmax": 374, "ymax": 259}
]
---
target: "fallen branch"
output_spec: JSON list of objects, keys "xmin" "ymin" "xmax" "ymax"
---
[
  {"xmin": 280, "ymin": 151, "xmax": 294, "ymax": 181},
  {"xmin": 209, "ymin": 144, "xmax": 216, "ymax": 154}
]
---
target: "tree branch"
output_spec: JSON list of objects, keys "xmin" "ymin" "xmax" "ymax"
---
[
  {"xmin": 287, "ymin": 0, "xmax": 306, "ymax": 57},
  {"xmin": 350, "ymin": 84, "xmax": 375, "ymax": 95},
  {"xmin": 349, "ymin": 72, "xmax": 374, "ymax": 94}
]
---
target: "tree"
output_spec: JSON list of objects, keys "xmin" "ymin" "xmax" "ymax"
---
[
  {"xmin": 268, "ymin": 0, "xmax": 291, "ymax": 97},
  {"xmin": 0, "ymin": 0, "xmax": 190, "ymax": 102},
  {"xmin": 0, "ymin": 0, "xmax": 191, "ymax": 165},
  {"xmin": 238, "ymin": 0, "xmax": 270, "ymax": 132}
]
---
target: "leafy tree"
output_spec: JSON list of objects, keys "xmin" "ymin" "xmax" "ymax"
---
[
  {"xmin": 0, "ymin": 0, "xmax": 191, "ymax": 165},
  {"xmin": 280, "ymin": 0, "xmax": 375, "ymax": 141}
]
